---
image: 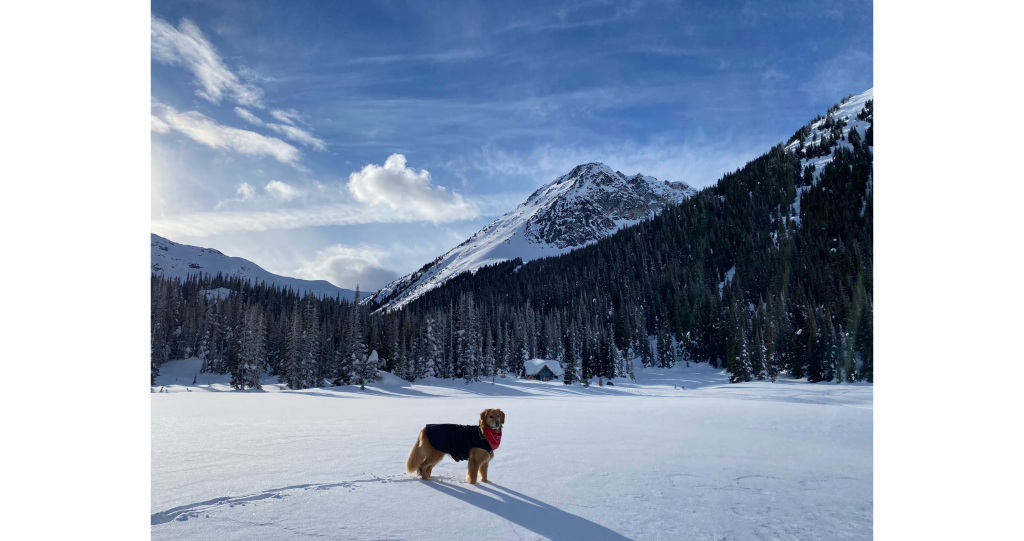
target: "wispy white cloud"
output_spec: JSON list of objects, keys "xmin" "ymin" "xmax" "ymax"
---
[
  {"xmin": 234, "ymin": 107, "xmax": 264, "ymax": 126},
  {"xmin": 269, "ymin": 109, "xmax": 304, "ymax": 125},
  {"xmin": 151, "ymin": 16, "xmax": 264, "ymax": 108},
  {"xmin": 761, "ymin": 69, "xmax": 788, "ymax": 84},
  {"xmin": 739, "ymin": 2, "xmax": 766, "ymax": 26},
  {"xmin": 151, "ymin": 203, "xmax": 390, "ymax": 237},
  {"xmin": 150, "ymin": 116, "xmax": 171, "ymax": 134},
  {"xmin": 445, "ymin": 137, "xmax": 771, "ymax": 191},
  {"xmin": 800, "ymin": 49, "xmax": 872, "ymax": 105},
  {"xmin": 346, "ymin": 50, "xmax": 485, "ymax": 65},
  {"xmin": 348, "ymin": 154, "xmax": 479, "ymax": 222},
  {"xmin": 238, "ymin": 65, "xmax": 275, "ymax": 83},
  {"xmin": 265, "ymin": 180, "xmax": 301, "ymax": 201},
  {"xmin": 267, "ymin": 123, "xmax": 327, "ymax": 151},
  {"xmin": 151, "ymin": 100, "xmax": 302, "ymax": 167}
]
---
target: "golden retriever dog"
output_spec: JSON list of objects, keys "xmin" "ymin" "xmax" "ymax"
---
[{"xmin": 406, "ymin": 408, "xmax": 504, "ymax": 484}]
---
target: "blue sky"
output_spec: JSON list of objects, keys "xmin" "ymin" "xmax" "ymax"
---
[{"xmin": 150, "ymin": 0, "xmax": 872, "ymax": 291}]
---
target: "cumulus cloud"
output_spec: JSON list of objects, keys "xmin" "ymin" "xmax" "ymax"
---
[
  {"xmin": 234, "ymin": 107, "xmax": 263, "ymax": 126},
  {"xmin": 295, "ymin": 244, "xmax": 400, "ymax": 292},
  {"xmin": 151, "ymin": 100, "xmax": 302, "ymax": 166},
  {"xmin": 347, "ymin": 154, "xmax": 478, "ymax": 222},
  {"xmin": 266, "ymin": 123, "xmax": 327, "ymax": 151},
  {"xmin": 237, "ymin": 182, "xmax": 256, "ymax": 200},
  {"xmin": 265, "ymin": 180, "xmax": 300, "ymax": 201},
  {"xmin": 151, "ymin": 16, "xmax": 264, "ymax": 108},
  {"xmin": 269, "ymin": 109, "xmax": 304, "ymax": 125}
]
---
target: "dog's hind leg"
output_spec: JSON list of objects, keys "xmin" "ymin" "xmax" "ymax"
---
[
  {"xmin": 419, "ymin": 448, "xmax": 445, "ymax": 480},
  {"xmin": 406, "ymin": 429, "xmax": 432, "ymax": 477}
]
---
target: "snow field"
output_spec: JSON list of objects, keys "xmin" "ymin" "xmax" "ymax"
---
[{"xmin": 153, "ymin": 362, "xmax": 871, "ymax": 540}]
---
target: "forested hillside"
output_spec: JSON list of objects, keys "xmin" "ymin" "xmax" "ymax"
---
[{"xmin": 150, "ymin": 92, "xmax": 873, "ymax": 388}]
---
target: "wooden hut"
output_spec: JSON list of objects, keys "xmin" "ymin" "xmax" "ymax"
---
[{"xmin": 523, "ymin": 359, "xmax": 564, "ymax": 382}]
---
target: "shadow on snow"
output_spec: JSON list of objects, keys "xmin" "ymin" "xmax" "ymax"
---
[{"xmin": 424, "ymin": 481, "xmax": 633, "ymax": 541}]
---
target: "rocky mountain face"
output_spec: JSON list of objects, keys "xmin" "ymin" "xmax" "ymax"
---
[{"xmin": 365, "ymin": 163, "xmax": 697, "ymax": 311}]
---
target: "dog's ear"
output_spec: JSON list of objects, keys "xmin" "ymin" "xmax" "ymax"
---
[
  {"xmin": 498, "ymin": 410, "xmax": 505, "ymax": 425},
  {"xmin": 479, "ymin": 409, "xmax": 489, "ymax": 424}
]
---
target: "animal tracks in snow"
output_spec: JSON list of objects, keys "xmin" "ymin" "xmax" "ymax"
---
[{"xmin": 151, "ymin": 475, "xmax": 413, "ymax": 526}]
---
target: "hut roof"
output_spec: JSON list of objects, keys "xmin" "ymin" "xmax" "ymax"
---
[{"xmin": 524, "ymin": 359, "xmax": 564, "ymax": 377}]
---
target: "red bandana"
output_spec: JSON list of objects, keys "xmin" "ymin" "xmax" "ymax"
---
[{"xmin": 482, "ymin": 426, "xmax": 501, "ymax": 451}]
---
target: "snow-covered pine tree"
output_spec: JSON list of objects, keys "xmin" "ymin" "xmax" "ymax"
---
[
  {"xmin": 499, "ymin": 323, "xmax": 511, "ymax": 376},
  {"xmin": 232, "ymin": 305, "xmax": 265, "ymax": 390},
  {"xmin": 354, "ymin": 349, "xmax": 382, "ymax": 390},
  {"xmin": 821, "ymin": 309, "xmax": 836, "ymax": 382},
  {"xmin": 855, "ymin": 294, "xmax": 873, "ymax": 382},
  {"xmin": 282, "ymin": 300, "xmax": 303, "ymax": 389},
  {"xmin": 393, "ymin": 328, "xmax": 407, "ymax": 381},
  {"xmin": 767, "ymin": 327, "xmax": 780, "ymax": 382},
  {"xmin": 482, "ymin": 329, "xmax": 495, "ymax": 379},
  {"xmin": 611, "ymin": 341, "xmax": 624, "ymax": 378},
  {"xmin": 150, "ymin": 332, "xmax": 160, "ymax": 385},
  {"xmin": 300, "ymin": 296, "xmax": 320, "ymax": 388},
  {"xmin": 562, "ymin": 331, "xmax": 578, "ymax": 385},
  {"xmin": 656, "ymin": 323, "xmax": 673, "ymax": 368},
  {"xmin": 423, "ymin": 316, "xmax": 439, "ymax": 379},
  {"xmin": 805, "ymin": 309, "xmax": 822, "ymax": 382},
  {"xmin": 196, "ymin": 327, "xmax": 211, "ymax": 366},
  {"xmin": 837, "ymin": 324, "xmax": 853, "ymax": 383},
  {"xmin": 728, "ymin": 309, "xmax": 753, "ymax": 383},
  {"xmin": 217, "ymin": 297, "xmax": 237, "ymax": 375},
  {"xmin": 753, "ymin": 329, "xmax": 767, "ymax": 380}
]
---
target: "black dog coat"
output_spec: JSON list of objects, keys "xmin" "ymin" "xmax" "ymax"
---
[{"xmin": 424, "ymin": 424, "xmax": 492, "ymax": 462}]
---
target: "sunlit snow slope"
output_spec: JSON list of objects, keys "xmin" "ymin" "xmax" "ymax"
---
[
  {"xmin": 785, "ymin": 88, "xmax": 873, "ymax": 226},
  {"xmin": 151, "ymin": 234, "xmax": 360, "ymax": 300},
  {"xmin": 366, "ymin": 163, "xmax": 696, "ymax": 311}
]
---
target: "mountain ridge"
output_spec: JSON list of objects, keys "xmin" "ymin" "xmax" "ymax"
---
[
  {"xmin": 150, "ymin": 233, "xmax": 361, "ymax": 300},
  {"xmin": 364, "ymin": 162, "xmax": 697, "ymax": 311}
]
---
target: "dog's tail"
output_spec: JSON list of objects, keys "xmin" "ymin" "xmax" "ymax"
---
[{"xmin": 405, "ymin": 429, "xmax": 424, "ymax": 474}]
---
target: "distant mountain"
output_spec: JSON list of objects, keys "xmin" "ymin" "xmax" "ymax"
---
[
  {"xmin": 150, "ymin": 233, "xmax": 360, "ymax": 300},
  {"xmin": 365, "ymin": 163, "xmax": 696, "ymax": 311}
]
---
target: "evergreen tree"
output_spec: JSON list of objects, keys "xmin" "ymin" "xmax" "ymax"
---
[
  {"xmin": 752, "ymin": 329, "xmax": 767, "ymax": 380},
  {"xmin": 354, "ymin": 350, "xmax": 383, "ymax": 390},
  {"xmin": 150, "ymin": 333, "xmax": 160, "ymax": 385},
  {"xmin": 656, "ymin": 323, "xmax": 674, "ymax": 368},
  {"xmin": 232, "ymin": 305, "xmax": 265, "ymax": 390},
  {"xmin": 805, "ymin": 310, "xmax": 822, "ymax": 382},
  {"xmin": 562, "ymin": 331, "xmax": 578, "ymax": 385}
]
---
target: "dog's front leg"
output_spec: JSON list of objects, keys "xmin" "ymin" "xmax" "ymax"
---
[
  {"xmin": 467, "ymin": 456, "xmax": 480, "ymax": 484},
  {"xmin": 479, "ymin": 459, "xmax": 490, "ymax": 483}
]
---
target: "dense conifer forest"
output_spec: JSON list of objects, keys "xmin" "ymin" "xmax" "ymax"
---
[{"xmin": 151, "ymin": 98, "xmax": 872, "ymax": 389}]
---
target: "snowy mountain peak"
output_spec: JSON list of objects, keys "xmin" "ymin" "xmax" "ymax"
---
[
  {"xmin": 151, "ymin": 234, "xmax": 360, "ymax": 300},
  {"xmin": 365, "ymin": 164, "xmax": 697, "ymax": 311}
]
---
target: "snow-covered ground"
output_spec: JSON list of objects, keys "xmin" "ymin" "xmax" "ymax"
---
[{"xmin": 152, "ymin": 361, "xmax": 872, "ymax": 540}]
